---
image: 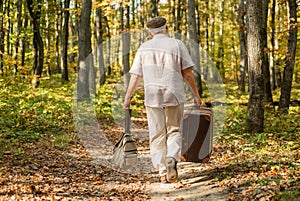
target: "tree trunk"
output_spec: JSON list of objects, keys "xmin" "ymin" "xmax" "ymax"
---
[
  {"xmin": 13, "ymin": 0, "xmax": 22, "ymax": 75},
  {"xmin": 122, "ymin": 3, "xmax": 131, "ymax": 89},
  {"xmin": 295, "ymin": 63, "xmax": 299, "ymax": 83},
  {"xmin": 175, "ymin": 0, "xmax": 182, "ymax": 39},
  {"xmin": 246, "ymin": 0, "xmax": 265, "ymax": 133},
  {"xmin": 237, "ymin": 0, "xmax": 247, "ymax": 92},
  {"xmin": 45, "ymin": 1, "xmax": 51, "ymax": 76},
  {"xmin": 6, "ymin": 1, "xmax": 11, "ymax": 57},
  {"xmin": 150, "ymin": 0, "xmax": 158, "ymax": 17},
  {"xmin": 270, "ymin": 0, "xmax": 277, "ymax": 90},
  {"xmin": 262, "ymin": 0, "xmax": 273, "ymax": 103},
  {"xmin": 103, "ymin": 16, "xmax": 111, "ymax": 76},
  {"xmin": 203, "ymin": 0, "xmax": 209, "ymax": 81},
  {"xmin": 216, "ymin": 1, "xmax": 225, "ymax": 80},
  {"xmin": 139, "ymin": 0, "xmax": 146, "ymax": 29},
  {"xmin": 69, "ymin": 16, "xmax": 78, "ymax": 70},
  {"xmin": 208, "ymin": 0, "xmax": 215, "ymax": 80},
  {"xmin": 77, "ymin": 0, "xmax": 92, "ymax": 101},
  {"xmin": 132, "ymin": 0, "xmax": 136, "ymax": 27},
  {"xmin": 21, "ymin": 13, "xmax": 28, "ymax": 67},
  {"xmin": 61, "ymin": 0, "xmax": 70, "ymax": 81},
  {"xmin": 27, "ymin": 0, "xmax": 44, "ymax": 81},
  {"xmin": 70, "ymin": 0, "xmax": 79, "ymax": 72},
  {"xmin": 204, "ymin": 1, "xmax": 209, "ymax": 54},
  {"xmin": 96, "ymin": 8, "xmax": 106, "ymax": 85},
  {"xmin": 55, "ymin": 0, "xmax": 61, "ymax": 74},
  {"xmin": 278, "ymin": 0, "xmax": 298, "ymax": 112},
  {"xmin": 0, "ymin": 0, "xmax": 4, "ymax": 75},
  {"xmin": 172, "ymin": 0, "xmax": 176, "ymax": 29},
  {"xmin": 188, "ymin": 0, "xmax": 202, "ymax": 96}
]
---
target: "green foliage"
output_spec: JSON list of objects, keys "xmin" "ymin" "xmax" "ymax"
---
[
  {"xmin": 215, "ymin": 84, "xmax": 300, "ymax": 200},
  {"xmin": 0, "ymin": 75, "xmax": 75, "ymax": 155},
  {"xmin": 274, "ymin": 189, "xmax": 300, "ymax": 201}
]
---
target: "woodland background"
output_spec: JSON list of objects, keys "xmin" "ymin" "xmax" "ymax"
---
[{"xmin": 0, "ymin": 0, "xmax": 299, "ymax": 200}]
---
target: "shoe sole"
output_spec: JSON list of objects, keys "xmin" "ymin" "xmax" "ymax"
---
[{"xmin": 166, "ymin": 157, "xmax": 178, "ymax": 183}]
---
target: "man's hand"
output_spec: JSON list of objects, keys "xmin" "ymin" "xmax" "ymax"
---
[
  {"xmin": 123, "ymin": 98, "xmax": 131, "ymax": 109},
  {"xmin": 195, "ymin": 97, "xmax": 202, "ymax": 107}
]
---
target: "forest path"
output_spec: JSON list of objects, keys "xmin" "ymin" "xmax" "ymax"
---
[
  {"xmin": 0, "ymin": 114, "xmax": 230, "ymax": 201},
  {"xmin": 145, "ymin": 161, "xmax": 228, "ymax": 201},
  {"xmin": 127, "ymin": 115, "xmax": 229, "ymax": 201},
  {"xmin": 0, "ymin": 135, "xmax": 229, "ymax": 201}
]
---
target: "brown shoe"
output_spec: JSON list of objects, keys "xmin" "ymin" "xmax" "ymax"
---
[
  {"xmin": 160, "ymin": 175, "xmax": 168, "ymax": 183},
  {"xmin": 166, "ymin": 157, "xmax": 178, "ymax": 183}
]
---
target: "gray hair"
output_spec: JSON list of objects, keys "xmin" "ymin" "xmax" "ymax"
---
[{"xmin": 148, "ymin": 24, "xmax": 167, "ymax": 34}]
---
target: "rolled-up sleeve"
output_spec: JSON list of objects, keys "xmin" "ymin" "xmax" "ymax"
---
[
  {"xmin": 129, "ymin": 51, "xmax": 143, "ymax": 76},
  {"xmin": 177, "ymin": 40, "xmax": 195, "ymax": 70}
]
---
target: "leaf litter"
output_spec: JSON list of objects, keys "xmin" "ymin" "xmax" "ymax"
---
[{"xmin": 0, "ymin": 107, "xmax": 299, "ymax": 200}]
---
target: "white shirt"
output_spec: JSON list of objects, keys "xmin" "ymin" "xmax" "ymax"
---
[{"xmin": 129, "ymin": 34, "xmax": 195, "ymax": 107}]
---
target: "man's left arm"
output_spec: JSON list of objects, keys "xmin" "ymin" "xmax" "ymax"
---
[{"xmin": 182, "ymin": 67, "xmax": 202, "ymax": 106}]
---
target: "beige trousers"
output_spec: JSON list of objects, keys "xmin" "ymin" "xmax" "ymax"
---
[{"xmin": 146, "ymin": 104, "xmax": 184, "ymax": 176}]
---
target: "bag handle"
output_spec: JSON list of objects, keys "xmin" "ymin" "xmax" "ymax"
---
[{"xmin": 125, "ymin": 109, "xmax": 131, "ymax": 133}]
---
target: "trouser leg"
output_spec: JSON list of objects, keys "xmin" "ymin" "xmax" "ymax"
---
[
  {"xmin": 146, "ymin": 104, "xmax": 184, "ymax": 176},
  {"xmin": 146, "ymin": 107, "xmax": 167, "ymax": 175},
  {"xmin": 165, "ymin": 104, "xmax": 184, "ymax": 161}
]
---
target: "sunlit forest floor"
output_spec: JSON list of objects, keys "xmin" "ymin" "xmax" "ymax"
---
[{"xmin": 0, "ymin": 75, "xmax": 299, "ymax": 200}]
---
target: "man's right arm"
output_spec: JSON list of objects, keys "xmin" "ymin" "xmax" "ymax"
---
[{"xmin": 123, "ymin": 74, "xmax": 142, "ymax": 109}]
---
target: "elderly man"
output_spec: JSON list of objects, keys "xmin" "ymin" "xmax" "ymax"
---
[{"xmin": 123, "ymin": 16, "xmax": 201, "ymax": 183}]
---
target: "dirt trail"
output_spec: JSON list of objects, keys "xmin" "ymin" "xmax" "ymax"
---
[
  {"xmin": 0, "ymin": 116, "xmax": 229, "ymax": 201},
  {"xmin": 145, "ymin": 161, "xmax": 228, "ymax": 201},
  {"xmin": 0, "ymin": 140, "xmax": 229, "ymax": 201}
]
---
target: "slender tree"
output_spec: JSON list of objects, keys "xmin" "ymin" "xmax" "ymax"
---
[
  {"xmin": 61, "ymin": 0, "xmax": 71, "ymax": 81},
  {"xmin": 175, "ymin": 0, "xmax": 182, "ymax": 39},
  {"xmin": 70, "ymin": 14, "xmax": 79, "ymax": 69},
  {"xmin": 216, "ymin": 1, "xmax": 225, "ymax": 79},
  {"xmin": 55, "ymin": 0, "xmax": 61, "ymax": 74},
  {"xmin": 122, "ymin": 2, "xmax": 131, "ymax": 89},
  {"xmin": 13, "ymin": 0, "xmax": 22, "ymax": 75},
  {"xmin": 132, "ymin": 0, "xmax": 136, "ymax": 27},
  {"xmin": 278, "ymin": 0, "xmax": 298, "ymax": 112},
  {"xmin": 45, "ymin": 0, "xmax": 51, "ymax": 75},
  {"xmin": 96, "ymin": 7, "xmax": 106, "ymax": 85},
  {"xmin": 6, "ymin": 1, "xmax": 11, "ymax": 57},
  {"xmin": 262, "ymin": 0, "xmax": 273, "ymax": 103},
  {"xmin": 171, "ymin": 0, "xmax": 176, "ymax": 28},
  {"xmin": 150, "ymin": 0, "xmax": 159, "ymax": 17},
  {"xmin": 246, "ymin": 0, "xmax": 266, "ymax": 133},
  {"xmin": 188, "ymin": 0, "xmax": 202, "ymax": 96},
  {"xmin": 27, "ymin": 0, "xmax": 44, "ymax": 87},
  {"xmin": 103, "ymin": 16, "xmax": 111, "ymax": 76},
  {"xmin": 21, "ymin": 11, "xmax": 28, "ymax": 67},
  {"xmin": 77, "ymin": 0, "xmax": 92, "ymax": 101},
  {"xmin": 204, "ymin": 0, "xmax": 209, "ymax": 55},
  {"xmin": 237, "ymin": 0, "xmax": 247, "ymax": 92},
  {"xmin": 270, "ymin": 0, "xmax": 277, "ymax": 90},
  {"xmin": 209, "ymin": 0, "xmax": 216, "ymax": 59},
  {"xmin": 0, "ymin": 0, "xmax": 4, "ymax": 75}
]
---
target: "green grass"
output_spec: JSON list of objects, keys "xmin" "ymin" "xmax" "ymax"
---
[{"xmin": 0, "ymin": 75, "xmax": 76, "ymax": 155}]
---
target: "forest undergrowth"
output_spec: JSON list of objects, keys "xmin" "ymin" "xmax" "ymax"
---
[{"xmin": 0, "ymin": 75, "xmax": 299, "ymax": 200}]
